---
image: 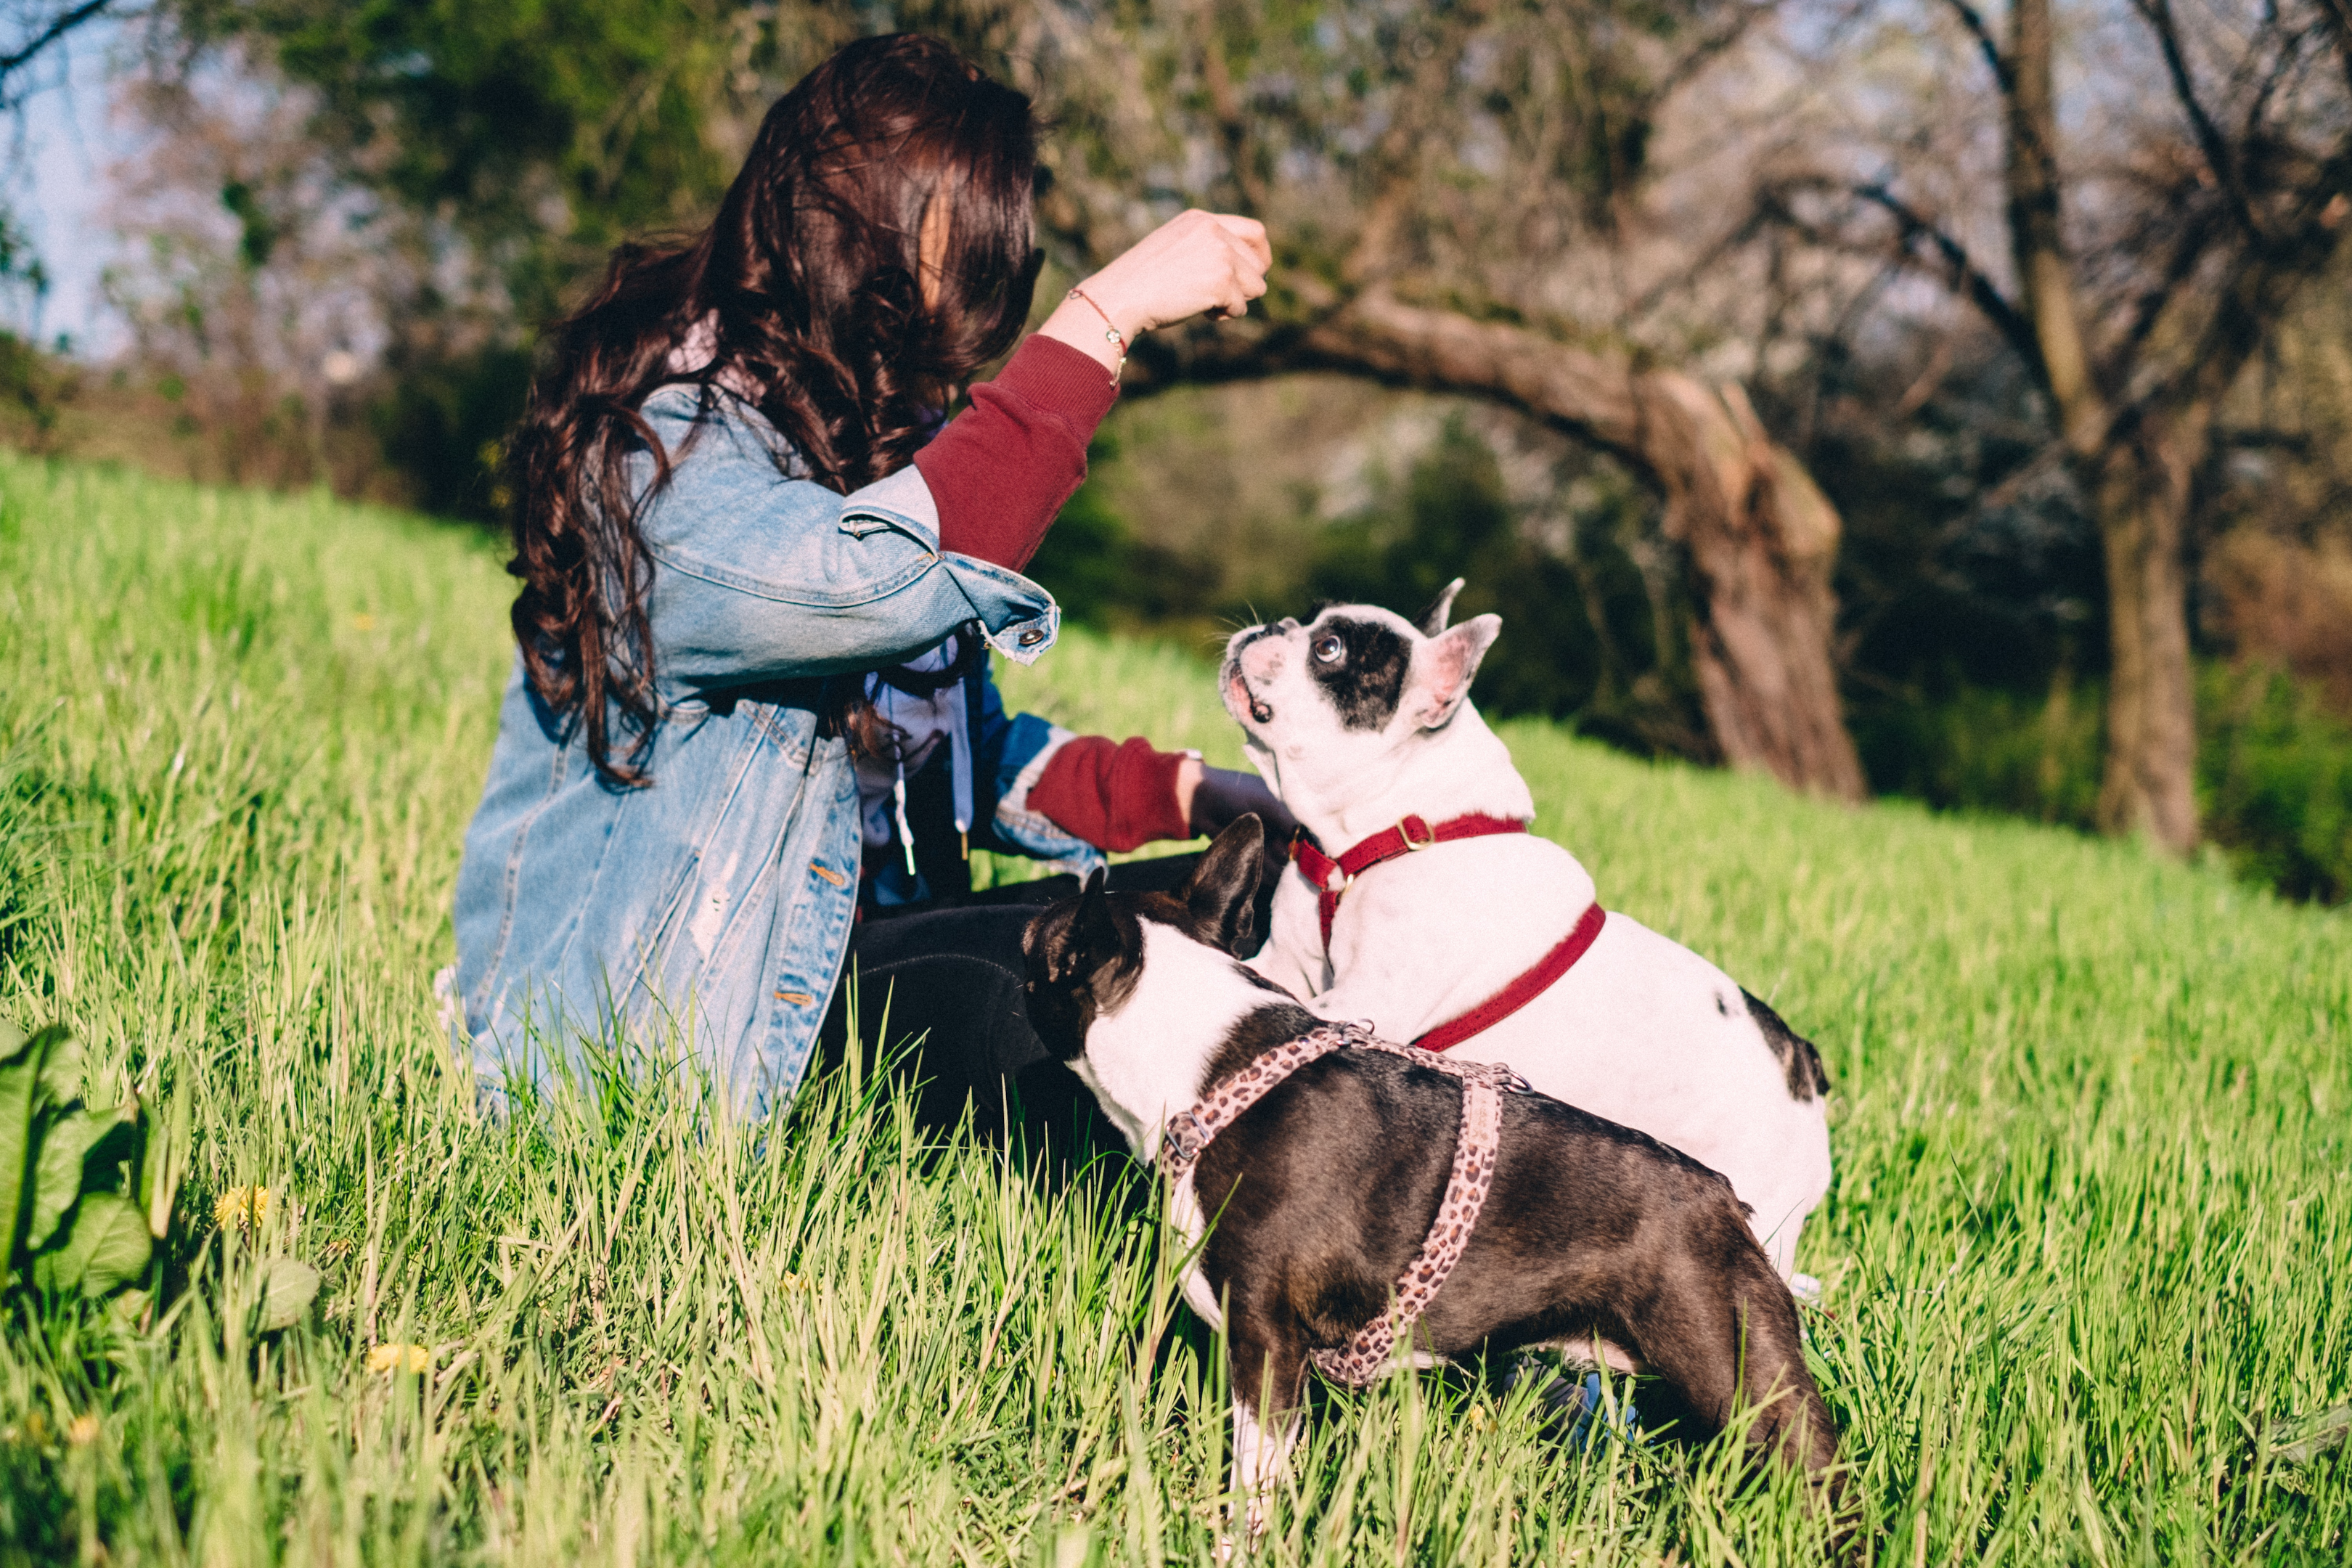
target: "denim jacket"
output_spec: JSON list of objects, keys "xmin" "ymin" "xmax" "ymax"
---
[{"xmin": 452, "ymin": 384, "xmax": 1060, "ymax": 1113}]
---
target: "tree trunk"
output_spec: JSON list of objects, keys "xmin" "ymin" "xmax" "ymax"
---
[
  {"xmin": 1289, "ymin": 286, "xmax": 1869, "ymax": 801},
  {"xmin": 1997, "ymin": 0, "xmax": 2208, "ymax": 857},
  {"xmin": 2088, "ymin": 412, "xmax": 2205, "ymax": 851}
]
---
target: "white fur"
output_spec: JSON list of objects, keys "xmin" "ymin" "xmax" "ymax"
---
[
  {"xmin": 1167, "ymin": 1169, "xmax": 1225, "ymax": 1333},
  {"xmin": 1068, "ymin": 921, "xmax": 1265, "ymax": 1162},
  {"xmin": 1069, "ymin": 920, "xmax": 1307, "ymax": 1536},
  {"xmin": 1069, "ymin": 922, "xmax": 1259, "ymax": 1343},
  {"xmin": 1223, "ymin": 602, "xmax": 1832, "ymax": 1278},
  {"xmin": 1230, "ymin": 1399, "xmax": 1300, "ymax": 1539}
]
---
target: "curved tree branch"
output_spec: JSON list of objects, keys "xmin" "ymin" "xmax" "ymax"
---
[
  {"xmin": 1275, "ymin": 283, "xmax": 1867, "ymax": 799},
  {"xmin": 0, "ymin": 0, "xmax": 115, "ymax": 106},
  {"xmin": 1850, "ymin": 181, "xmax": 2043, "ymax": 374}
]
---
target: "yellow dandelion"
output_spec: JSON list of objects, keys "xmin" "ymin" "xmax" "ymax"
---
[
  {"xmin": 367, "ymin": 1343, "xmax": 432, "ymax": 1375},
  {"xmin": 68, "ymin": 1414, "xmax": 101, "ymax": 1446},
  {"xmin": 213, "ymin": 1186, "xmax": 271, "ymax": 1230}
]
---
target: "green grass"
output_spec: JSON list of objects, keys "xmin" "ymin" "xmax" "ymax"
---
[{"xmin": 1, "ymin": 448, "xmax": 2348, "ymax": 1564}]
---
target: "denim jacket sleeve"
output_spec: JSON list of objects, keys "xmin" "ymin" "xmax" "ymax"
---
[{"xmin": 632, "ymin": 385, "xmax": 1059, "ymax": 697}]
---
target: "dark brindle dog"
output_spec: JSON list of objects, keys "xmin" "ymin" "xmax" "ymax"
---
[{"xmin": 1022, "ymin": 817, "xmax": 1839, "ymax": 1522}]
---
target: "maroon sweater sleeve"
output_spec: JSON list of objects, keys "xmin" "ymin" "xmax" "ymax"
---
[
  {"xmin": 1027, "ymin": 735, "xmax": 1194, "ymax": 852},
  {"xmin": 912, "ymin": 335, "xmax": 1119, "ymax": 571}
]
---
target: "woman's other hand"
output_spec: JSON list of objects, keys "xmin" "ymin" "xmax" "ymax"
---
[
  {"xmin": 1175, "ymin": 757, "xmax": 1298, "ymax": 841},
  {"xmin": 1040, "ymin": 211, "xmax": 1272, "ymax": 374}
]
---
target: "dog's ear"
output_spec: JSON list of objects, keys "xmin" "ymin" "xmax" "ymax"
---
[
  {"xmin": 1416, "ymin": 577, "xmax": 1467, "ymax": 636},
  {"xmin": 1182, "ymin": 814, "xmax": 1267, "ymax": 956},
  {"xmin": 1066, "ymin": 866, "xmax": 1128, "ymax": 974},
  {"xmin": 1410, "ymin": 613, "xmax": 1501, "ymax": 729},
  {"xmin": 1024, "ymin": 870, "xmax": 1138, "ymax": 1058}
]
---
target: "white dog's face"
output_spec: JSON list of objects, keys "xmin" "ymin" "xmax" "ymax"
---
[{"xmin": 1218, "ymin": 581, "xmax": 1501, "ymax": 772}]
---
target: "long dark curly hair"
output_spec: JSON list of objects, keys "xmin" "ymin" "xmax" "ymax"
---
[{"xmin": 505, "ymin": 33, "xmax": 1043, "ymax": 786}]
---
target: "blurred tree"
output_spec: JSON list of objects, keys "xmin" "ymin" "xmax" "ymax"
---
[
  {"xmin": 923, "ymin": 0, "xmax": 1869, "ymax": 799},
  {"xmin": 158, "ymin": 0, "xmax": 828, "ymax": 323},
  {"xmin": 161, "ymin": 0, "xmax": 1864, "ymax": 796},
  {"xmin": 3, "ymin": 1, "xmax": 122, "ymax": 361},
  {"xmin": 142, "ymin": 0, "xmax": 849, "ymax": 512},
  {"xmin": 101, "ymin": 59, "xmax": 408, "ymax": 491},
  {"xmin": 1771, "ymin": 0, "xmax": 2352, "ymax": 852}
]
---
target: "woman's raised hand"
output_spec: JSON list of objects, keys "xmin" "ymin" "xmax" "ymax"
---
[{"xmin": 1040, "ymin": 211, "xmax": 1272, "ymax": 375}]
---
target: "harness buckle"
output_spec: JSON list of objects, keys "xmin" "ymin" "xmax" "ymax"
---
[
  {"xmin": 1162, "ymin": 1110, "xmax": 1208, "ymax": 1167},
  {"xmin": 1397, "ymin": 814, "xmax": 1437, "ymax": 851}
]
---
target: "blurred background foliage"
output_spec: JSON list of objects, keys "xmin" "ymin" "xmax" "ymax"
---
[{"xmin": 1, "ymin": 0, "xmax": 2348, "ymax": 900}]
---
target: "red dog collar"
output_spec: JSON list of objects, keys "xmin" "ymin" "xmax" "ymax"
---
[{"xmin": 1291, "ymin": 813, "xmax": 1530, "ymax": 947}]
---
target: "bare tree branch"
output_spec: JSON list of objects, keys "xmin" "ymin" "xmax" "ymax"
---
[
  {"xmin": 2307, "ymin": 0, "xmax": 2352, "ymax": 97},
  {"xmin": 2129, "ymin": 0, "xmax": 2262, "ymax": 238},
  {"xmin": 1937, "ymin": 0, "xmax": 2014, "ymax": 93},
  {"xmin": 1851, "ymin": 180, "xmax": 2043, "ymax": 373},
  {"xmin": 2114, "ymin": 201, "xmax": 2225, "ymax": 374},
  {"xmin": 0, "ymin": 0, "xmax": 115, "ymax": 105},
  {"xmin": 2173, "ymin": 150, "xmax": 2352, "ymax": 416},
  {"xmin": 1654, "ymin": 1, "xmax": 1772, "ymax": 96},
  {"xmin": 1344, "ymin": 0, "xmax": 1495, "ymax": 282}
]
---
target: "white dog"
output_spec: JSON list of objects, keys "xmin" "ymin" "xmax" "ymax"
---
[{"xmin": 1219, "ymin": 584, "xmax": 1831, "ymax": 1280}]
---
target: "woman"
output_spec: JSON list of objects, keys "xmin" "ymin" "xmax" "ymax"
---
[{"xmin": 451, "ymin": 34, "xmax": 1277, "ymax": 1114}]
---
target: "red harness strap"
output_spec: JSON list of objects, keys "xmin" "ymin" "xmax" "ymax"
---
[
  {"xmin": 1290, "ymin": 813, "xmax": 1607, "ymax": 1055},
  {"xmin": 1413, "ymin": 901, "xmax": 1606, "ymax": 1053}
]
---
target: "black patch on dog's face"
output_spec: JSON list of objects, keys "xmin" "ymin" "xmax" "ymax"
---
[
  {"xmin": 1303, "ymin": 615, "xmax": 1410, "ymax": 731},
  {"xmin": 1021, "ymin": 889, "xmax": 1143, "ymax": 1061},
  {"xmin": 1741, "ymin": 988, "xmax": 1829, "ymax": 1101},
  {"xmin": 1021, "ymin": 818, "xmax": 1276, "ymax": 1061}
]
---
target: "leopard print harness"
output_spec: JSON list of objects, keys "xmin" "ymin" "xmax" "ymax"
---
[{"xmin": 1159, "ymin": 1021, "xmax": 1532, "ymax": 1387}]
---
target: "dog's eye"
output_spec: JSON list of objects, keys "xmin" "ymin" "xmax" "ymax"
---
[{"xmin": 1312, "ymin": 634, "xmax": 1344, "ymax": 664}]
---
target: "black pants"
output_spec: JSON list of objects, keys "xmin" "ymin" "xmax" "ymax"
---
[{"xmin": 812, "ymin": 855, "xmax": 1209, "ymax": 1159}]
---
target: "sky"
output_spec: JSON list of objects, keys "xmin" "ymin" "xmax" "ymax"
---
[{"xmin": 7, "ymin": 16, "xmax": 134, "ymax": 357}]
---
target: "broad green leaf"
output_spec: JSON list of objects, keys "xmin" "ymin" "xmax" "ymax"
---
[
  {"xmin": 0, "ymin": 1030, "xmax": 51, "ymax": 1289},
  {"xmin": 33, "ymin": 1193, "xmax": 152, "ymax": 1299},
  {"xmin": 26, "ymin": 1103, "xmax": 136, "ymax": 1251},
  {"xmin": 33, "ymin": 1029, "xmax": 83, "ymax": 1111},
  {"xmin": 74, "ymin": 1197, "xmax": 154, "ymax": 1297},
  {"xmin": 83, "ymin": 1103, "xmax": 138, "ymax": 1173},
  {"xmin": 0, "ymin": 1019, "xmax": 28, "ymax": 1066},
  {"xmin": 258, "ymin": 1257, "xmax": 322, "ymax": 1331},
  {"xmin": 36, "ymin": 1204, "xmax": 152, "ymax": 1297}
]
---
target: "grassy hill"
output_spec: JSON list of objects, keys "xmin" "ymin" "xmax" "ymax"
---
[{"xmin": 1, "ymin": 450, "xmax": 2347, "ymax": 1564}]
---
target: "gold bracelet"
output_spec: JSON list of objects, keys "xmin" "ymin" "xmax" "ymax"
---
[{"xmin": 1065, "ymin": 286, "xmax": 1128, "ymax": 384}]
